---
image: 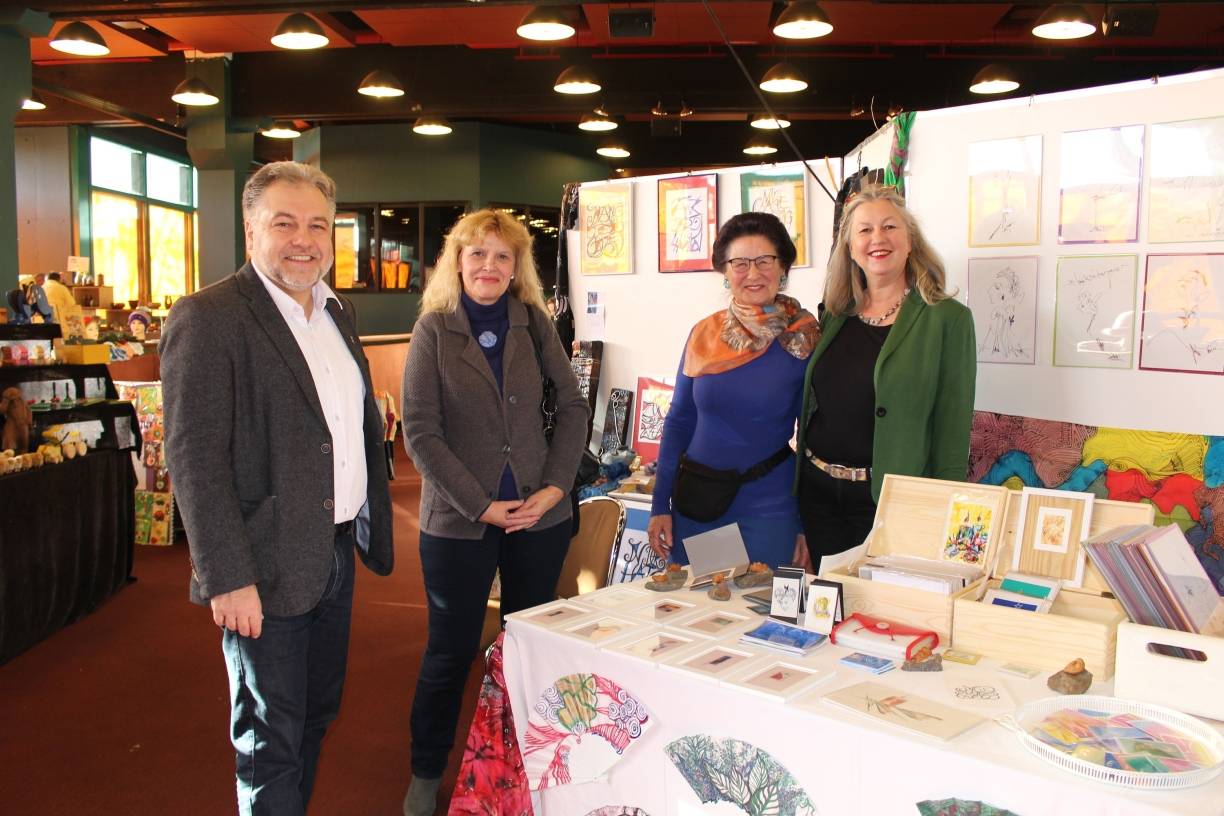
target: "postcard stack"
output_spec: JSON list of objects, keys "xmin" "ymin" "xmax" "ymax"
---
[
  {"xmin": 739, "ymin": 619, "xmax": 827, "ymax": 656},
  {"xmin": 857, "ymin": 554, "xmax": 983, "ymax": 595},
  {"xmin": 1083, "ymin": 524, "xmax": 1223, "ymax": 633}
]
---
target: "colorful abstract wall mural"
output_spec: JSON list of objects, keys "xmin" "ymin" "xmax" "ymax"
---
[{"xmin": 970, "ymin": 411, "xmax": 1224, "ymax": 591}]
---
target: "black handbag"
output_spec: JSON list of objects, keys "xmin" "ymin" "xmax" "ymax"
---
[{"xmin": 672, "ymin": 445, "xmax": 793, "ymax": 523}]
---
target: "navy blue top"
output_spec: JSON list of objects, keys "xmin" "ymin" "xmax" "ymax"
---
[
  {"xmin": 461, "ymin": 291, "xmax": 517, "ymax": 500},
  {"xmin": 652, "ymin": 339, "xmax": 806, "ymax": 521}
]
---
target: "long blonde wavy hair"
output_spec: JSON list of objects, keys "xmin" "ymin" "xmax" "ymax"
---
[
  {"xmin": 419, "ymin": 208, "xmax": 548, "ymax": 316},
  {"xmin": 823, "ymin": 185, "xmax": 954, "ymax": 317}
]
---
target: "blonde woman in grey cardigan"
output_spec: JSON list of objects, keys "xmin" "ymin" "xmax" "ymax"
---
[{"xmin": 399, "ymin": 208, "xmax": 589, "ymax": 814}]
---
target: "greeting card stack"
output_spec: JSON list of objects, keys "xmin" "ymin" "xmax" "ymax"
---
[{"xmin": 739, "ymin": 619, "xmax": 827, "ymax": 656}]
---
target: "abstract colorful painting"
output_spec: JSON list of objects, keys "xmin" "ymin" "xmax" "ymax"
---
[
  {"xmin": 665, "ymin": 735, "xmax": 816, "ymax": 815},
  {"xmin": 740, "ymin": 170, "xmax": 808, "ymax": 266},
  {"xmin": 633, "ymin": 376, "xmax": 674, "ymax": 464},
  {"xmin": 523, "ymin": 673, "xmax": 651, "ymax": 790},
  {"xmin": 970, "ymin": 411, "xmax": 1224, "ymax": 594},
  {"xmin": 658, "ymin": 174, "xmax": 718, "ymax": 272},
  {"xmin": 580, "ymin": 184, "xmax": 633, "ymax": 276}
]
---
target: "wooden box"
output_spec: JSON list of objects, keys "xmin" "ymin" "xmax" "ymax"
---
[
  {"xmin": 1115, "ymin": 621, "xmax": 1224, "ymax": 721},
  {"xmin": 818, "ymin": 475, "xmax": 1011, "ymax": 645},
  {"xmin": 952, "ymin": 495, "xmax": 1155, "ymax": 679},
  {"xmin": 59, "ymin": 343, "xmax": 110, "ymax": 365}
]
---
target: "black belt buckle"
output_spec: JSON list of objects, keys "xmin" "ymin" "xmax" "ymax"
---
[{"xmin": 334, "ymin": 519, "xmax": 354, "ymax": 537}]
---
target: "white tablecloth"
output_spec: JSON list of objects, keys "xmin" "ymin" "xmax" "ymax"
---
[{"xmin": 503, "ymin": 585, "xmax": 1224, "ymax": 816}]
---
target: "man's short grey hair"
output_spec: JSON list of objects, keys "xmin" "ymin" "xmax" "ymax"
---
[{"xmin": 241, "ymin": 161, "xmax": 337, "ymax": 219}]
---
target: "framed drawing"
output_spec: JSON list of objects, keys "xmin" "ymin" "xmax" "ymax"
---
[
  {"xmin": 582, "ymin": 584, "xmax": 651, "ymax": 610},
  {"xmin": 606, "ymin": 497, "xmax": 668, "ymax": 585},
  {"xmin": 1011, "ymin": 487, "xmax": 1094, "ymax": 588},
  {"xmin": 628, "ymin": 596, "xmax": 699, "ymax": 624},
  {"xmin": 724, "ymin": 659, "xmax": 831, "ymax": 702},
  {"xmin": 632, "ymin": 376, "xmax": 674, "ymax": 464},
  {"xmin": 1053, "ymin": 254, "xmax": 1138, "ymax": 369},
  {"xmin": 1139, "ymin": 253, "xmax": 1224, "ymax": 375},
  {"xmin": 967, "ymin": 256, "xmax": 1038, "ymax": 365},
  {"xmin": 606, "ymin": 629, "xmax": 702, "ymax": 665},
  {"xmin": 661, "ymin": 642, "xmax": 764, "ymax": 684},
  {"xmin": 1058, "ymin": 125, "xmax": 1143, "ymax": 244},
  {"xmin": 673, "ymin": 608, "xmax": 755, "ymax": 639},
  {"xmin": 579, "ymin": 183, "xmax": 633, "ymax": 275},
  {"xmin": 506, "ymin": 599, "xmax": 595, "ymax": 630},
  {"xmin": 739, "ymin": 169, "xmax": 808, "ymax": 266},
  {"xmin": 658, "ymin": 174, "xmax": 718, "ymax": 272},
  {"xmin": 968, "ymin": 135, "xmax": 1042, "ymax": 247},
  {"xmin": 1149, "ymin": 115, "xmax": 1224, "ymax": 243},
  {"xmin": 557, "ymin": 614, "xmax": 643, "ymax": 648}
]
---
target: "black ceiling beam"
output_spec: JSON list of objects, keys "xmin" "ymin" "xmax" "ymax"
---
[{"xmin": 34, "ymin": 80, "xmax": 186, "ymax": 140}]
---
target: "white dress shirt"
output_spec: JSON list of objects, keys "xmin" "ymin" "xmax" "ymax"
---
[{"xmin": 254, "ymin": 266, "xmax": 367, "ymax": 524}]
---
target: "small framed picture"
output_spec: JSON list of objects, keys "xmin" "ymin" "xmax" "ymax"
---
[
  {"xmin": 725, "ymin": 659, "xmax": 832, "ymax": 702},
  {"xmin": 581, "ymin": 584, "xmax": 652, "ymax": 610},
  {"xmin": 770, "ymin": 567, "xmax": 806, "ymax": 623},
  {"xmin": 802, "ymin": 579, "xmax": 843, "ymax": 635},
  {"xmin": 607, "ymin": 629, "xmax": 701, "ymax": 664},
  {"xmin": 557, "ymin": 614, "xmax": 642, "ymax": 648},
  {"xmin": 673, "ymin": 608, "xmax": 755, "ymax": 638},
  {"xmin": 1011, "ymin": 487, "xmax": 1094, "ymax": 588},
  {"xmin": 506, "ymin": 599, "xmax": 594, "ymax": 630},
  {"xmin": 628, "ymin": 597, "xmax": 699, "ymax": 624},
  {"xmin": 662, "ymin": 643, "xmax": 764, "ymax": 683}
]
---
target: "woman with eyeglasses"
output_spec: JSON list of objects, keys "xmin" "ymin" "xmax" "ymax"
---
[
  {"xmin": 797, "ymin": 185, "xmax": 975, "ymax": 570},
  {"xmin": 647, "ymin": 212, "xmax": 820, "ymax": 569}
]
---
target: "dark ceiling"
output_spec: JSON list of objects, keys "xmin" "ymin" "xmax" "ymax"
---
[{"xmin": 15, "ymin": 2, "xmax": 1224, "ymax": 173}]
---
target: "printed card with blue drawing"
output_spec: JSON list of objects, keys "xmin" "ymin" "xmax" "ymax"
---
[
  {"xmin": 739, "ymin": 618, "xmax": 827, "ymax": 656},
  {"xmin": 840, "ymin": 652, "xmax": 896, "ymax": 674}
]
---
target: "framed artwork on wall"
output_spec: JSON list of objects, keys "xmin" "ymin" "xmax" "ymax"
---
[
  {"xmin": 739, "ymin": 169, "xmax": 808, "ymax": 267},
  {"xmin": 1139, "ymin": 253, "xmax": 1224, "ymax": 375},
  {"xmin": 657, "ymin": 174, "xmax": 718, "ymax": 272},
  {"xmin": 1058, "ymin": 125, "xmax": 1144, "ymax": 244},
  {"xmin": 1149, "ymin": 114, "xmax": 1224, "ymax": 243},
  {"xmin": 1011, "ymin": 487, "xmax": 1095, "ymax": 588},
  {"xmin": 968, "ymin": 134, "xmax": 1042, "ymax": 247},
  {"xmin": 579, "ymin": 183, "xmax": 634, "ymax": 275},
  {"xmin": 967, "ymin": 256, "xmax": 1038, "ymax": 365},
  {"xmin": 1053, "ymin": 254, "xmax": 1138, "ymax": 369},
  {"xmin": 632, "ymin": 376, "xmax": 674, "ymax": 464}
]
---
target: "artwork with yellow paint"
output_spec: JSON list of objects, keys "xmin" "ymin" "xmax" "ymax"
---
[
  {"xmin": 941, "ymin": 498, "xmax": 996, "ymax": 565},
  {"xmin": 968, "ymin": 134, "xmax": 1042, "ymax": 247},
  {"xmin": 579, "ymin": 184, "xmax": 633, "ymax": 276},
  {"xmin": 1011, "ymin": 488, "xmax": 1094, "ymax": 586},
  {"xmin": 1057, "ymin": 125, "xmax": 1143, "ymax": 245},
  {"xmin": 1139, "ymin": 253, "xmax": 1224, "ymax": 375}
]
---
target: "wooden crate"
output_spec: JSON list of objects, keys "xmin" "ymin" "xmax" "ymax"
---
[
  {"xmin": 819, "ymin": 475, "xmax": 1011, "ymax": 645},
  {"xmin": 1115, "ymin": 620, "xmax": 1224, "ymax": 720},
  {"xmin": 952, "ymin": 495, "xmax": 1155, "ymax": 679}
]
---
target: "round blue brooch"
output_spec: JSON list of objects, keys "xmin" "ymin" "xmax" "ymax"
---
[{"xmin": 478, "ymin": 330, "xmax": 498, "ymax": 349}]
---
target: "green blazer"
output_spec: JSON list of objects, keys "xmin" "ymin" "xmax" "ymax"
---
[{"xmin": 797, "ymin": 289, "xmax": 977, "ymax": 502}]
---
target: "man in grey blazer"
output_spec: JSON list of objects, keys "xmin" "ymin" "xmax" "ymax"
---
[{"xmin": 161, "ymin": 161, "xmax": 393, "ymax": 815}]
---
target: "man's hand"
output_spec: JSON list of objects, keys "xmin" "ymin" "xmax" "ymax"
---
[
  {"xmin": 210, "ymin": 584, "xmax": 263, "ymax": 639},
  {"xmin": 506, "ymin": 486, "xmax": 565, "ymax": 532},
  {"xmin": 647, "ymin": 514, "xmax": 673, "ymax": 559}
]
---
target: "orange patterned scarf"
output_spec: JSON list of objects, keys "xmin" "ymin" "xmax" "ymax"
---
[{"xmin": 683, "ymin": 294, "xmax": 820, "ymax": 377}]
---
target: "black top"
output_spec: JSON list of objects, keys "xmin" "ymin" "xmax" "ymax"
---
[
  {"xmin": 460, "ymin": 290, "xmax": 517, "ymax": 500},
  {"xmin": 803, "ymin": 317, "xmax": 891, "ymax": 467}
]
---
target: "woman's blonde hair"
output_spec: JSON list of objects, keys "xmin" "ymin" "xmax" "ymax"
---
[
  {"xmin": 419, "ymin": 208, "xmax": 547, "ymax": 316},
  {"xmin": 823, "ymin": 185, "xmax": 953, "ymax": 317}
]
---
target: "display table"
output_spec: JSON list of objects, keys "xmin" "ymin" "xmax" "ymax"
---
[
  {"xmin": 0, "ymin": 450, "xmax": 136, "ymax": 664},
  {"xmin": 503, "ymin": 585, "xmax": 1224, "ymax": 815}
]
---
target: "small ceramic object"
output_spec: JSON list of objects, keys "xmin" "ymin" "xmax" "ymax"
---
[
  {"xmin": 902, "ymin": 648, "xmax": 944, "ymax": 672},
  {"xmin": 733, "ymin": 562, "xmax": 774, "ymax": 589},
  {"xmin": 1046, "ymin": 657, "xmax": 1093, "ymax": 695},
  {"xmin": 707, "ymin": 573, "xmax": 732, "ymax": 601},
  {"xmin": 645, "ymin": 568, "xmax": 688, "ymax": 592}
]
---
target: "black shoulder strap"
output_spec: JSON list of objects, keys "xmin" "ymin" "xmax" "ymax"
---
[{"xmin": 524, "ymin": 306, "xmax": 546, "ymax": 377}]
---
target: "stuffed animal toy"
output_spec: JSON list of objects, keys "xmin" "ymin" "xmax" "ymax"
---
[{"xmin": 0, "ymin": 386, "xmax": 33, "ymax": 453}]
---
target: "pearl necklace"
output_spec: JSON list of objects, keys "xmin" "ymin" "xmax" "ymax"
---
[{"xmin": 858, "ymin": 289, "xmax": 910, "ymax": 326}]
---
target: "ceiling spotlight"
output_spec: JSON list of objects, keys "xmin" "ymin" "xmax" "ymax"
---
[
  {"xmin": 970, "ymin": 64, "xmax": 1020, "ymax": 95},
  {"xmin": 650, "ymin": 99, "xmax": 693, "ymax": 117},
  {"xmin": 849, "ymin": 102, "xmax": 865, "ymax": 118},
  {"xmin": 578, "ymin": 110, "xmax": 618, "ymax": 132},
  {"xmin": 760, "ymin": 63, "xmax": 808, "ymax": 93},
  {"xmin": 750, "ymin": 112, "xmax": 791, "ymax": 130},
  {"xmin": 271, "ymin": 13, "xmax": 329, "ymax": 50},
  {"xmin": 517, "ymin": 6, "xmax": 576, "ymax": 41},
  {"xmin": 358, "ymin": 70, "xmax": 405, "ymax": 98},
  {"xmin": 596, "ymin": 141, "xmax": 630, "ymax": 159},
  {"xmin": 743, "ymin": 135, "xmax": 778, "ymax": 156},
  {"xmin": 1032, "ymin": 4, "xmax": 1095, "ymax": 40},
  {"xmin": 171, "ymin": 78, "xmax": 220, "ymax": 107},
  {"xmin": 554, "ymin": 65, "xmax": 600, "ymax": 95},
  {"xmin": 773, "ymin": 2, "xmax": 834, "ymax": 40},
  {"xmin": 21, "ymin": 94, "xmax": 47, "ymax": 111},
  {"xmin": 49, "ymin": 21, "xmax": 110, "ymax": 56},
  {"xmin": 262, "ymin": 121, "xmax": 301, "ymax": 139},
  {"xmin": 413, "ymin": 116, "xmax": 453, "ymax": 135}
]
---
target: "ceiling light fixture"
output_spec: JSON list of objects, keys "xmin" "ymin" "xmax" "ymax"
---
[
  {"xmin": 969, "ymin": 64, "xmax": 1020, "ymax": 95},
  {"xmin": 21, "ymin": 94, "xmax": 47, "ymax": 111},
  {"xmin": 271, "ymin": 13, "xmax": 330, "ymax": 50},
  {"xmin": 413, "ymin": 116, "xmax": 453, "ymax": 135},
  {"xmin": 1032, "ymin": 4, "xmax": 1095, "ymax": 40},
  {"xmin": 262, "ymin": 121, "xmax": 301, "ymax": 139},
  {"xmin": 516, "ymin": 6, "xmax": 576, "ymax": 41},
  {"xmin": 578, "ymin": 110, "xmax": 618, "ymax": 132},
  {"xmin": 596, "ymin": 141, "xmax": 630, "ymax": 159},
  {"xmin": 554, "ymin": 65, "xmax": 600, "ymax": 95},
  {"xmin": 760, "ymin": 63, "xmax": 808, "ymax": 93},
  {"xmin": 171, "ymin": 77, "xmax": 220, "ymax": 107},
  {"xmin": 773, "ymin": 2, "xmax": 834, "ymax": 40},
  {"xmin": 750, "ymin": 112, "xmax": 791, "ymax": 130},
  {"xmin": 743, "ymin": 134, "xmax": 778, "ymax": 156},
  {"xmin": 49, "ymin": 21, "xmax": 110, "ymax": 56},
  {"xmin": 358, "ymin": 70, "xmax": 405, "ymax": 98}
]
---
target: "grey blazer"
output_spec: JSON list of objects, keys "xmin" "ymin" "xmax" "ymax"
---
[
  {"xmin": 161, "ymin": 264, "xmax": 394, "ymax": 617},
  {"xmin": 402, "ymin": 297, "xmax": 589, "ymax": 539}
]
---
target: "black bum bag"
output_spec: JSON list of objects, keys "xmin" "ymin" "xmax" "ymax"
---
[{"xmin": 671, "ymin": 445, "xmax": 792, "ymax": 522}]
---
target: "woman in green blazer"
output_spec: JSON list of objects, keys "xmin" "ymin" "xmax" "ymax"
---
[{"xmin": 797, "ymin": 185, "xmax": 976, "ymax": 569}]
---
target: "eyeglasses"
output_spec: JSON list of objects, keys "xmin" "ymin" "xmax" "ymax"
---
[{"xmin": 727, "ymin": 255, "xmax": 779, "ymax": 273}]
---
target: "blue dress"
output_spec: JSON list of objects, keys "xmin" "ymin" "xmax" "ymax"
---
[{"xmin": 651, "ymin": 340, "xmax": 806, "ymax": 568}]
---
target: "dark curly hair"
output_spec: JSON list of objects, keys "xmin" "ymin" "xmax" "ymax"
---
[{"xmin": 710, "ymin": 211, "xmax": 797, "ymax": 271}]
